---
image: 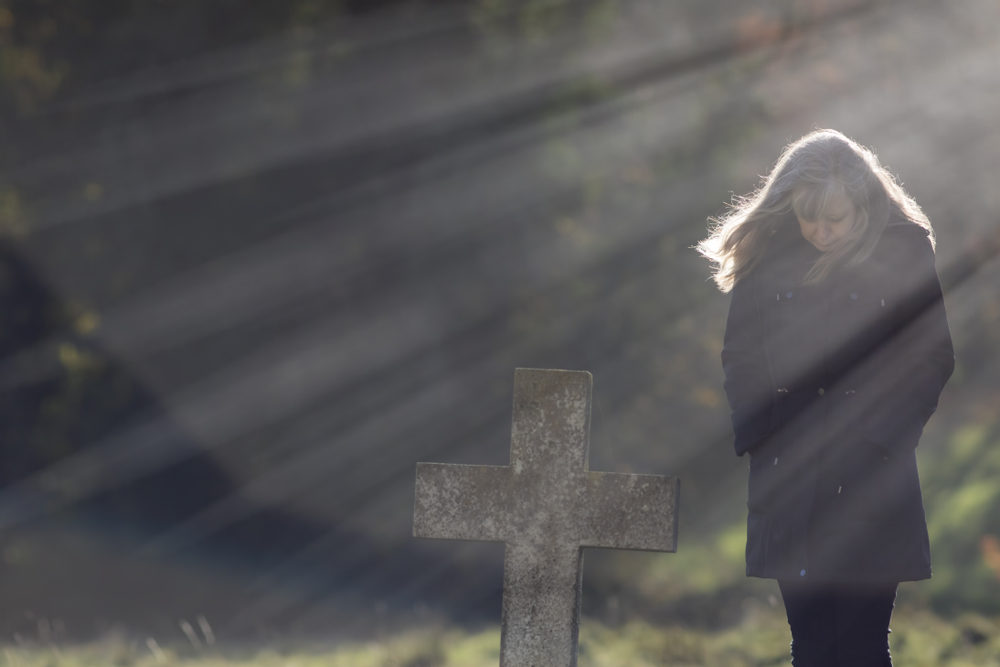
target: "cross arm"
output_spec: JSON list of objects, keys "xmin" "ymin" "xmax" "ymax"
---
[
  {"xmin": 578, "ymin": 471, "xmax": 679, "ymax": 552},
  {"xmin": 413, "ymin": 462, "xmax": 512, "ymax": 542}
]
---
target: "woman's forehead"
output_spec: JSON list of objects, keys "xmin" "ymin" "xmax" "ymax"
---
[{"xmin": 792, "ymin": 182, "xmax": 853, "ymax": 220}]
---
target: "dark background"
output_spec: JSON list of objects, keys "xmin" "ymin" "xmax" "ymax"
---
[{"xmin": 2, "ymin": 0, "xmax": 999, "ymax": 644}]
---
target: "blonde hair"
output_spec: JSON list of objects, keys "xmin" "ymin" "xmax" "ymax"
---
[{"xmin": 697, "ymin": 129, "xmax": 934, "ymax": 292}]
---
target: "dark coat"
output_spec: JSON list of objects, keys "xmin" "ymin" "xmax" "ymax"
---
[{"xmin": 722, "ymin": 215, "xmax": 955, "ymax": 583}]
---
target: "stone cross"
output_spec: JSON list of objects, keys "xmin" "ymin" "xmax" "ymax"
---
[{"xmin": 413, "ymin": 368, "xmax": 679, "ymax": 667}]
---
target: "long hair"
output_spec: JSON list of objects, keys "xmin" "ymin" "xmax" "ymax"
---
[{"xmin": 697, "ymin": 129, "xmax": 934, "ymax": 292}]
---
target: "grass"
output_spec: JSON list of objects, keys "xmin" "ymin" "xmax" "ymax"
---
[{"xmin": 2, "ymin": 606, "xmax": 999, "ymax": 666}]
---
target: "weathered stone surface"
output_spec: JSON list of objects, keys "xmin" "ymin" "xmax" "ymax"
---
[{"xmin": 413, "ymin": 368, "xmax": 679, "ymax": 667}]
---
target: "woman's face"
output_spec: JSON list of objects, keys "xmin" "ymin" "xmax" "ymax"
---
[{"xmin": 794, "ymin": 189, "xmax": 857, "ymax": 252}]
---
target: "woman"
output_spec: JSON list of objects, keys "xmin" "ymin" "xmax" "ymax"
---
[{"xmin": 697, "ymin": 129, "xmax": 954, "ymax": 666}]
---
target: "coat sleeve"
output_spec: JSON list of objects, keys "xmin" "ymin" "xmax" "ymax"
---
[
  {"xmin": 859, "ymin": 230, "xmax": 955, "ymax": 447},
  {"xmin": 722, "ymin": 273, "xmax": 775, "ymax": 457}
]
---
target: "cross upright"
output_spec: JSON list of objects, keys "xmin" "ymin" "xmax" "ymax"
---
[{"xmin": 413, "ymin": 368, "xmax": 679, "ymax": 667}]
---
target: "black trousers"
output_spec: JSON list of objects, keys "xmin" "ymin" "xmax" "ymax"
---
[{"xmin": 778, "ymin": 579, "xmax": 898, "ymax": 667}]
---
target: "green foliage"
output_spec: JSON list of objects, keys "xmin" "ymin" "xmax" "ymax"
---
[
  {"xmin": 5, "ymin": 608, "xmax": 1000, "ymax": 666},
  {"xmin": 920, "ymin": 420, "xmax": 1000, "ymax": 612},
  {"xmin": 469, "ymin": 0, "xmax": 617, "ymax": 61}
]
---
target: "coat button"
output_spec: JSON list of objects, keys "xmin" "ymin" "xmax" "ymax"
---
[{"xmin": 817, "ymin": 387, "xmax": 825, "ymax": 396}]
